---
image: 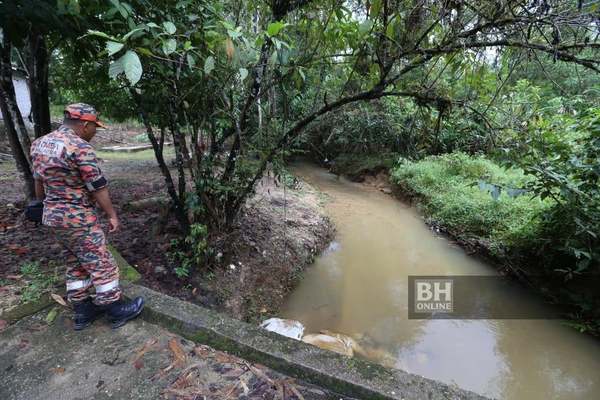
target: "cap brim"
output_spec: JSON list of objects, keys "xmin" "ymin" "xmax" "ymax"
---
[{"xmin": 95, "ymin": 120, "xmax": 108, "ymax": 129}]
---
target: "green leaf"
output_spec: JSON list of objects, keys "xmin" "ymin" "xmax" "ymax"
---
[
  {"xmin": 239, "ymin": 67, "xmax": 248, "ymax": 81},
  {"xmin": 108, "ymin": 59, "xmax": 124, "ymax": 79},
  {"xmin": 227, "ymin": 29, "xmax": 242, "ymax": 39},
  {"xmin": 204, "ymin": 56, "xmax": 215, "ymax": 74},
  {"xmin": 385, "ymin": 21, "xmax": 394, "ymax": 39},
  {"xmin": 45, "ymin": 307, "xmax": 58, "ymax": 324},
  {"xmin": 146, "ymin": 22, "xmax": 159, "ymax": 28},
  {"xmin": 359, "ymin": 20, "xmax": 373, "ymax": 35},
  {"xmin": 186, "ymin": 53, "xmax": 196, "ymax": 69},
  {"xmin": 162, "ymin": 38, "xmax": 177, "ymax": 55},
  {"xmin": 163, "ymin": 21, "xmax": 176, "ymax": 34},
  {"xmin": 121, "ymin": 50, "xmax": 143, "ymax": 85},
  {"xmin": 106, "ymin": 41, "xmax": 124, "ymax": 56},
  {"xmin": 85, "ymin": 30, "xmax": 118, "ymax": 41},
  {"xmin": 267, "ymin": 21, "xmax": 286, "ymax": 37},
  {"xmin": 370, "ymin": 0, "xmax": 382, "ymax": 18},
  {"xmin": 269, "ymin": 50, "xmax": 278, "ymax": 65},
  {"xmin": 123, "ymin": 27, "xmax": 145, "ymax": 41}
]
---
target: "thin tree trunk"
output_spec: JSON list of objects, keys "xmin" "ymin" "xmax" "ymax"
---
[
  {"xmin": 131, "ymin": 89, "xmax": 189, "ymax": 232},
  {"xmin": 0, "ymin": 37, "xmax": 32, "ymax": 158},
  {"xmin": 27, "ymin": 30, "xmax": 51, "ymax": 138},
  {"xmin": 0, "ymin": 92, "xmax": 35, "ymax": 199}
]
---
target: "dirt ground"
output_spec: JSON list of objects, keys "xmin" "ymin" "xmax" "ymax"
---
[
  {"xmin": 0, "ymin": 129, "xmax": 333, "ymax": 323},
  {"xmin": 0, "ymin": 309, "xmax": 354, "ymax": 400}
]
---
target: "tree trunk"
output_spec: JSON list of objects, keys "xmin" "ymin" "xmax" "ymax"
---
[
  {"xmin": 131, "ymin": 89, "xmax": 189, "ymax": 233},
  {"xmin": 27, "ymin": 30, "xmax": 51, "ymax": 138},
  {"xmin": 0, "ymin": 36, "xmax": 32, "ymax": 157},
  {"xmin": 0, "ymin": 91, "xmax": 35, "ymax": 199}
]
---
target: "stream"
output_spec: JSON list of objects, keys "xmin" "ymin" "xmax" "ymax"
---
[{"xmin": 281, "ymin": 163, "xmax": 600, "ymax": 400}]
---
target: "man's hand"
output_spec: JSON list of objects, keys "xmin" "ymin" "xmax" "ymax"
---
[
  {"xmin": 108, "ymin": 214, "xmax": 120, "ymax": 233},
  {"xmin": 91, "ymin": 187, "xmax": 119, "ymax": 232}
]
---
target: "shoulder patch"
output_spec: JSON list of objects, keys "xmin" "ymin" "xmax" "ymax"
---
[{"xmin": 34, "ymin": 139, "xmax": 65, "ymax": 158}]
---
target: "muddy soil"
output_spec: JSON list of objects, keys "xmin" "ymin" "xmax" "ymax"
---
[{"xmin": 0, "ymin": 131, "xmax": 333, "ymax": 323}]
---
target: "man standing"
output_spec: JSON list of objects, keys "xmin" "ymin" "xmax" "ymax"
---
[{"xmin": 30, "ymin": 103, "xmax": 144, "ymax": 330}]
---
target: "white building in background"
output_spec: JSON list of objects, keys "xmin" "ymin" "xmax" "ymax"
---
[{"xmin": 0, "ymin": 69, "xmax": 32, "ymax": 125}]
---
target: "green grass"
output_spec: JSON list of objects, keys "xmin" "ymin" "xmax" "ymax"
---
[
  {"xmin": 391, "ymin": 152, "xmax": 551, "ymax": 255},
  {"xmin": 19, "ymin": 261, "xmax": 59, "ymax": 303},
  {"xmin": 97, "ymin": 147, "xmax": 174, "ymax": 162}
]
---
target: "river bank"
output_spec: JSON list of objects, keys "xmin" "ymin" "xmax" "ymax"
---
[
  {"xmin": 282, "ymin": 162, "xmax": 600, "ymax": 400},
  {"xmin": 0, "ymin": 134, "xmax": 333, "ymax": 323}
]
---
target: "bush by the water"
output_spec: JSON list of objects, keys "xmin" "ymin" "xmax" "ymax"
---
[{"xmin": 391, "ymin": 152, "xmax": 551, "ymax": 256}]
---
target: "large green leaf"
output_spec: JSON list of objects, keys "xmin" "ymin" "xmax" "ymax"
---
[
  {"xmin": 121, "ymin": 50, "xmax": 142, "ymax": 85},
  {"xmin": 162, "ymin": 38, "xmax": 177, "ymax": 55},
  {"xmin": 108, "ymin": 59, "xmax": 124, "ymax": 79},
  {"xmin": 163, "ymin": 21, "xmax": 176, "ymax": 34},
  {"xmin": 106, "ymin": 41, "xmax": 124, "ymax": 56},
  {"xmin": 267, "ymin": 21, "xmax": 286, "ymax": 37}
]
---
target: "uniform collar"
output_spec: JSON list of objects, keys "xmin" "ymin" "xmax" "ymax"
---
[{"xmin": 57, "ymin": 125, "xmax": 78, "ymax": 136}]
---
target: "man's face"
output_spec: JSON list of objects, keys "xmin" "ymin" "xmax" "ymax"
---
[{"xmin": 81, "ymin": 122, "xmax": 97, "ymax": 142}]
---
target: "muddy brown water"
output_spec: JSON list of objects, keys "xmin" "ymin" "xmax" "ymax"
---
[{"xmin": 282, "ymin": 163, "xmax": 600, "ymax": 400}]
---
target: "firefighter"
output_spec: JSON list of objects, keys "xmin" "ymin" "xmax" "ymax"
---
[{"xmin": 30, "ymin": 103, "xmax": 144, "ymax": 330}]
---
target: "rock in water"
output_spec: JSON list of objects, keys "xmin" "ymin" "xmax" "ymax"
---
[{"xmin": 260, "ymin": 318, "xmax": 305, "ymax": 340}]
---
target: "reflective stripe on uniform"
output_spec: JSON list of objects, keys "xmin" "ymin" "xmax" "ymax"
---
[
  {"xmin": 66, "ymin": 278, "xmax": 92, "ymax": 291},
  {"xmin": 95, "ymin": 279, "xmax": 119, "ymax": 293}
]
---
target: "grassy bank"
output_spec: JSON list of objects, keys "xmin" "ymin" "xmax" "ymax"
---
[{"xmin": 390, "ymin": 153, "xmax": 551, "ymax": 259}]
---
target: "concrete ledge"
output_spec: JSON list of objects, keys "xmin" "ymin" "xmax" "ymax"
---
[
  {"xmin": 0, "ymin": 293, "xmax": 53, "ymax": 324},
  {"xmin": 124, "ymin": 283, "xmax": 489, "ymax": 400}
]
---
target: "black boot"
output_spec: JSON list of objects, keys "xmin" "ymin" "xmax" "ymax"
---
[
  {"xmin": 72, "ymin": 299, "xmax": 105, "ymax": 331},
  {"xmin": 101, "ymin": 297, "xmax": 145, "ymax": 329}
]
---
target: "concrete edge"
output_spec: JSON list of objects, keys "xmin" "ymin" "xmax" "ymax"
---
[
  {"xmin": 0, "ymin": 293, "xmax": 53, "ymax": 324},
  {"xmin": 124, "ymin": 283, "xmax": 490, "ymax": 400}
]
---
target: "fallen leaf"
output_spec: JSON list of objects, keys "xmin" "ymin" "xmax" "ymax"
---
[
  {"xmin": 131, "ymin": 338, "xmax": 158, "ymax": 367},
  {"xmin": 192, "ymin": 287, "xmax": 197, "ymax": 295},
  {"xmin": 8, "ymin": 244, "xmax": 29, "ymax": 255},
  {"xmin": 50, "ymin": 293, "xmax": 67, "ymax": 307},
  {"xmin": 50, "ymin": 367, "xmax": 65, "ymax": 374},
  {"xmin": 134, "ymin": 359, "xmax": 144, "ymax": 370},
  {"xmin": 288, "ymin": 383, "xmax": 305, "ymax": 400},
  {"xmin": 5, "ymin": 274, "xmax": 23, "ymax": 280},
  {"xmin": 168, "ymin": 338, "xmax": 187, "ymax": 368},
  {"xmin": 46, "ymin": 307, "xmax": 58, "ymax": 324},
  {"xmin": 0, "ymin": 320, "xmax": 7, "ymax": 332},
  {"xmin": 17, "ymin": 339, "xmax": 29, "ymax": 349}
]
